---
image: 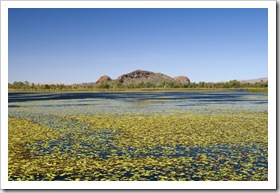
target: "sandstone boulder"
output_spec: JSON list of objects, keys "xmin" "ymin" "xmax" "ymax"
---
[
  {"xmin": 173, "ymin": 76, "xmax": 190, "ymax": 83},
  {"xmin": 96, "ymin": 75, "xmax": 112, "ymax": 84}
]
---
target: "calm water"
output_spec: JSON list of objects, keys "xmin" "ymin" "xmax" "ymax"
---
[
  {"xmin": 9, "ymin": 91, "xmax": 267, "ymax": 116},
  {"xmin": 8, "ymin": 91, "xmax": 268, "ymax": 180}
]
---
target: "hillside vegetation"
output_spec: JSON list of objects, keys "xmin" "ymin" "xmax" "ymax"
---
[{"xmin": 8, "ymin": 70, "xmax": 268, "ymax": 92}]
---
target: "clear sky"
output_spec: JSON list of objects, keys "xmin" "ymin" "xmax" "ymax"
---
[{"xmin": 8, "ymin": 8, "xmax": 268, "ymax": 84}]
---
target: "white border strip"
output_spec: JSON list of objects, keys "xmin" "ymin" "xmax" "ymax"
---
[
  {"xmin": 1, "ymin": 1, "xmax": 275, "ymax": 8},
  {"xmin": 0, "ymin": 181, "xmax": 276, "ymax": 189},
  {"xmin": 267, "ymin": 0, "xmax": 276, "ymax": 185},
  {"xmin": 1, "ymin": 0, "xmax": 276, "ymax": 190},
  {"xmin": 1, "ymin": 0, "xmax": 9, "ymax": 189}
]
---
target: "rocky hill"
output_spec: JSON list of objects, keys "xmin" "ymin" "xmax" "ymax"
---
[
  {"xmin": 116, "ymin": 70, "xmax": 179, "ymax": 85},
  {"xmin": 238, "ymin": 77, "xmax": 268, "ymax": 83},
  {"xmin": 94, "ymin": 70, "xmax": 191, "ymax": 86},
  {"xmin": 96, "ymin": 75, "xmax": 112, "ymax": 84},
  {"xmin": 173, "ymin": 76, "xmax": 190, "ymax": 84}
]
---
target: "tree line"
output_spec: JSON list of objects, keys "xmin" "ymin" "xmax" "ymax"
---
[{"xmin": 8, "ymin": 79, "xmax": 268, "ymax": 91}]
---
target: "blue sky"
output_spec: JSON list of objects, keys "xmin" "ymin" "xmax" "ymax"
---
[{"xmin": 8, "ymin": 8, "xmax": 268, "ymax": 84}]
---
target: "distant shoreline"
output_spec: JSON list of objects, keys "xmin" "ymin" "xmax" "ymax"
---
[{"xmin": 8, "ymin": 88, "xmax": 268, "ymax": 93}]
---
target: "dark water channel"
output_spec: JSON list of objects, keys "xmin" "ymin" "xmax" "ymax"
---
[
  {"xmin": 9, "ymin": 91, "xmax": 268, "ymax": 115},
  {"xmin": 9, "ymin": 91, "xmax": 267, "ymax": 103}
]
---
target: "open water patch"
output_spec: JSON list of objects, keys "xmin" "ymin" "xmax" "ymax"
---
[{"xmin": 9, "ymin": 91, "xmax": 268, "ymax": 115}]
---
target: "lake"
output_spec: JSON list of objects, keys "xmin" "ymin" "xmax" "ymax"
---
[
  {"xmin": 8, "ymin": 91, "xmax": 268, "ymax": 181},
  {"xmin": 8, "ymin": 91, "xmax": 267, "ymax": 115}
]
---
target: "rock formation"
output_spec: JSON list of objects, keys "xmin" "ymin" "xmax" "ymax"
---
[
  {"xmin": 116, "ymin": 70, "xmax": 175, "ymax": 85},
  {"xmin": 117, "ymin": 70, "xmax": 152, "ymax": 82},
  {"xmin": 173, "ymin": 76, "xmax": 191, "ymax": 84},
  {"xmin": 94, "ymin": 70, "xmax": 191, "ymax": 86},
  {"xmin": 96, "ymin": 75, "xmax": 112, "ymax": 84}
]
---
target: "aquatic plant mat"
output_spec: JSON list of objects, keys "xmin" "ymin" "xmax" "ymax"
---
[{"xmin": 8, "ymin": 91, "xmax": 268, "ymax": 181}]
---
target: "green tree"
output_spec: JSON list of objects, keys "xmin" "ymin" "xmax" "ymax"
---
[
  {"xmin": 44, "ymin": 84, "xmax": 50, "ymax": 89},
  {"xmin": 198, "ymin": 82, "xmax": 205, "ymax": 88},
  {"xmin": 137, "ymin": 81, "xmax": 146, "ymax": 88},
  {"xmin": 145, "ymin": 82, "xmax": 155, "ymax": 88},
  {"xmin": 31, "ymin": 83, "xmax": 36, "ymax": 90},
  {"xmin": 98, "ymin": 82, "xmax": 110, "ymax": 89},
  {"xmin": 228, "ymin": 80, "xmax": 240, "ymax": 88}
]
